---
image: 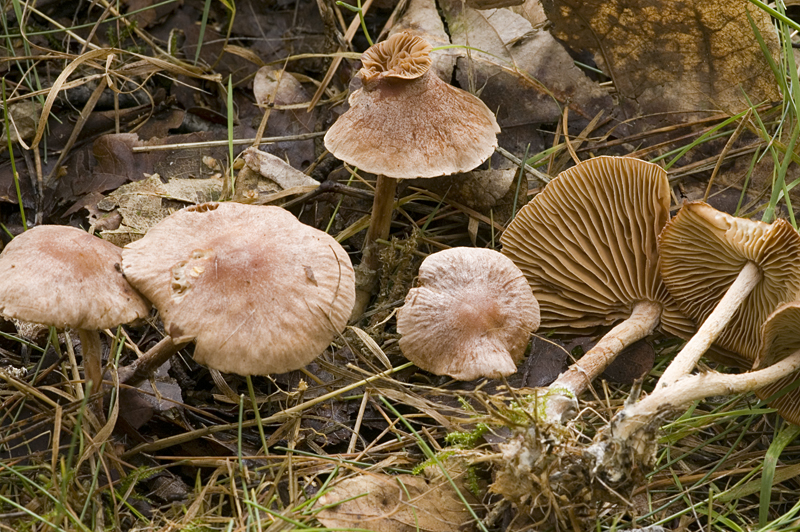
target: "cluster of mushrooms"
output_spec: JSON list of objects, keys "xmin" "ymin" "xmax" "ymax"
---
[{"xmin": 2, "ymin": 30, "xmax": 800, "ymax": 497}]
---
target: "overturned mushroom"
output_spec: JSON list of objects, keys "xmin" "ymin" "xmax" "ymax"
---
[
  {"xmin": 0, "ymin": 226, "xmax": 150, "ymax": 397},
  {"xmin": 325, "ymin": 32, "xmax": 500, "ymax": 318},
  {"xmin": 590, "ymin": 301, "xmax": 800, "ymax": 483},
  {"xmin": 397, "ymin": 248, "xmax": 539, "ymax": 380},
  {"xmin": 122, "ymin": 202, "xmax": 356, "ymax": 376},
  {"xmin": 656, "ymin": 202, "xmax": 800, "ymax": 390},
  {"xmin": 500, "ymin": 156, "xmax": 694, "ymax": 422}
]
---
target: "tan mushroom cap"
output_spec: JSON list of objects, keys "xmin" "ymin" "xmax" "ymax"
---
[
  {"xmin": 324, "ymin": 32, "xmax": 500, "ymax": 179},
  {"xmin": 659, "ymin": 202, "xmax": 800, "ymax": 360},
  {"xmin": 751, "ymin": 302, "xmax": 800, "ymax": 424},
  {"xmin": 122, "ymin": 202, "xmax": 356, "ymax": 376},
  {"xmin": 397, "ymin": 248, "xmax": 540, "ymax": 380},
  {"xmin": 0, "ymin": 225, "xmax": 149, "ymax": 330},
  {"xmin": 500, "ymin": 156, "xmax": 694, "ymax": 337}
]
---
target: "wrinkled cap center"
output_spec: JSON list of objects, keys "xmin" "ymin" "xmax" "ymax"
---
[{"xmin": 360, "ymin": 32, "xmax": 433, "ymax": 82}]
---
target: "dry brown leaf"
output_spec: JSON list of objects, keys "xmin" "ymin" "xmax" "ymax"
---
[
  {"xmin": 316, "ymin": 474, "xmax": 474, "ymax": 532},
  {"xmin": 439, "ymin": 0, "xmax": 611, "ymax": 126},
  {"xmin": 97, "ymin": 173, "xmax": 222, "ymax": 245},
  {"xmin": 542, "ymin": 0, "xmax": 781, "ymax": 127}
]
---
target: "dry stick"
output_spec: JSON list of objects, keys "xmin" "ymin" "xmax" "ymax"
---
[
  {"xmin": 544, "ymin": 300, "xmax": 663, "ymax": 423},
  {"xmin": 116, "ymin": 336, "xmax": 187, "ymax": 388},
  {"xmin": 656, "ymin": 261, "xmax": 761, "ymax": 391},
  {"xmin": 308, "ymin": 0, "xmax": 376, "ymax": 111},
  {"xmin": 703, "ymin": 109, "xmax": 753, "ymax": 202},
  {"xmin": 121, "ymin": 361, "xmax": 414, "ymax": 459}
]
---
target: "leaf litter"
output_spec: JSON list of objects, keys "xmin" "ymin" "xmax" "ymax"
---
[{"xmin": 1, "ymin": 0, "xmax": 799, "ymax": 530}]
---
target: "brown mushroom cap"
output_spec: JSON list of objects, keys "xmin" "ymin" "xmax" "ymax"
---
[
  {"xmin": 500, "ymin": 156, "xmax": 694, "ymax": 337},
  {"xmin": 324, "ymin": 32, "xmax": 500, "ymax": 179},
  {"xmin": 659, "ymin": 202, "xmax": 800, "ymax": 360},
  {"xmin": 0, "ymin": 225, "xmax": 149, "ymax": 329},
  {"xmin": 396, "ymin": 248, "xmax": 539, "ymax": 380},
  {"xmin": 753, "ymin": 302, "xmax": 800, "ymax": 424},
  {"xmin": 122, "ymin": 202, "xmax": 356, "ymax": 376}
]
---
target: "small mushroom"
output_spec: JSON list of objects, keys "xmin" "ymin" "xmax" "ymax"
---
[
  {"xmin": 396, "ymin": 248, "xmax": 539, "ymax": 380},
  {"xmin": 655, "ymin": 202, "xmax": 800, "ymax": 390},
  {"xmin": 500, "ymin": 156, "xmax": 694, "ymax": 421},
  {"xmin": 122, "ymin": 202, "xmax": 356, "ymax": 376},
  {"xmin": 325, "ymin": 32, "xmax": 500, "ymax": 318},
  {"xmin": 0, "ymin": 226, "xmax": 150, "ymax": 396},
  {"xmin": 752, "ymin": 302, "xmax": 800, "ymax": 424}
]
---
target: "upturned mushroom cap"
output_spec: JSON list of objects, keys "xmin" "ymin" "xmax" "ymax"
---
[
  {"xmin": 500, "ymin": 156, "xmax": 694, "ymax": 338},
  {"xmin": 396, "ymin": 248, "xmax": 539, "ymax": 380},
  {"xmin": 0, "ymin": 225, "xmax": 149, "ymax": 329},
  {"xmin": 122, "ymin": 202, "xmax": 356, "ymax": 376},
  {"xmin": 753, "ymin": 302, "xmax": 800, "ymax": 424},
  {"xmin": 324, "ymin": 32, "xmax": 500, "ymax": 179},
  {"xmin": 659, "ymin": 202, "xmax": 800, "ymax": 360}
]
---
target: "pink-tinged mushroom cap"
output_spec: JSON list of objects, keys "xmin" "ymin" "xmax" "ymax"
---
[
  {"xmin": 122, "ymin": 202, "xmax": 356, "ymax": 376},
  {"xmin": 397, "ymin": 248, "xmax": 539, "ymax": 380},
  {"xmin": 324, "ymin": 32, "xmax": 500, "ymax": 179},
  {"xmin": 0, "ymin": 225, "xmax": 149, "ymax": 329}
]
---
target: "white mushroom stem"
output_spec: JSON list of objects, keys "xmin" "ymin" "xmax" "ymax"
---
[
  {"xmin": 117, "ymin": 336, "xmax": 188, "ymax": 388},
  {"xmin": 597, "ymin": 346, "xmax": 800, "ymax": 451},
  {"xmin": 656, "ymin": 260, "xmax": 761, "ymax": 391},
  {"xmin": 78, "ymin": 329, "xmax": 103, "ymax": 397},
  {"xmin": 352, "ymin": 175, "xmax": 399, "ymax": 320},
  {"xmin": 545, "ymin": 300, "xmax": 663, "ymax": 423},
  {"xmin": 588, "ymin": 347, "xmax": 800, "ymax": 483}
]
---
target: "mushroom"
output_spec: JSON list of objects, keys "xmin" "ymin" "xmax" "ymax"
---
[
  {"xmin": 655, "ymin": 202, "xmax": 800, "ymax": 390},
  {"xmin": 324, "ymin": 31, "xmax": 500, "ymax": 318},
  {"xmin": 396, "ymin": 248, "xmax": 539, "ymax": 380},
  {"xmin": 752, "ymin": 302, "xmax": 800, "ymax": 424},
  {"xmin": 121, "ymin": 202, "xmax": 356, "ymax": 377},
  {"xmin": 500, "ymin": 156, "xmax": 694, "ymax": 422},
  {"xmin": 0, "ymin": 225, "xmax": 150, "ymax": 396},
  {"xmin": 589, "ymin": 301, "xmax": 800, "ymax": 483}
]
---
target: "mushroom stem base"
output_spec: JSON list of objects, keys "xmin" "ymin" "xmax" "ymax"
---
[
  {"xmin": 590, "ymin": 346, "xmax": 800, "ymax": 483},
  {"xmin": 544, "ymin": 300, "xmax": 662, "ymax": 423},
  {"xmin": 656, "ymin": 260, "xmax": 761, "ymax": 391}
]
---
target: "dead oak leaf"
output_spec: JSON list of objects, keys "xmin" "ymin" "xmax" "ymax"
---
[
  {"xmin": 543, "ymin": 0, "xmax": 781, "ymax": 126},
  {"xmin": 315, "ymin": 474, "xmax": 474, "ymax": 532}
]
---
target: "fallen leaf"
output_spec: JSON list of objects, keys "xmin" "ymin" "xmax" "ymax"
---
[
  {"xmin": 542, "ymin": 0, "xmax": 781, "ymax": 128},
  {"xmin": 316, "ymin": 474, "xmax": 474, "ymax": 532},
  {"xmin": 97, "ymin": 173, "xmax": 223, "ymax": 245},
  {"xmin": 440, "ymin": 0, "xmax": 612, "ymax": 127}
]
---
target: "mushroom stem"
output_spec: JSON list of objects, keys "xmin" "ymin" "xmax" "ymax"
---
[
  {"xmin": 117, "ymin": 336, "xmax": 187, "ymax": 388},
  {"xmin": 352, "ymin": 174, "xmax": 398, "ymax": 320},
  {"xmin": 589, "ymin": 346, "xmax": 800, "ymax": 481},
  {"xmin": 544, "ymin": 300, "xmax": 662, "ymax": 423},
  {"xmin": 78, "ymin": 329, "xmax": 103, "ymax": 397},
  {"xmin": 656, "ymin": 260, "xmax": 761, "ymax": 391}
]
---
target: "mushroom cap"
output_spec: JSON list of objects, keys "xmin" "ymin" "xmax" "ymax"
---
[
  {"xmin": 396, "ymin": 248, "xmax": 540, "ymax": 380},
  {"xmin": 122, "ymin": 202, "xmax": 356, "ymax": 376},
  {"xmin": 500, "ymin": 156, "xmax": 694, "ymax": 337},
  {"xmin": 0, "ymin": 225, "xmax": 149, "ymax": 330},
  {"xmin": 752, "ymin": 302, "xmax": 800, "ymax": 424},
  {"xmin": 659, "ymin": 202, "xmax": 800, "ymax": 360},
  {"xmin": 324, "ymin": 32, "xmax": 500, "ymax": 179}
]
